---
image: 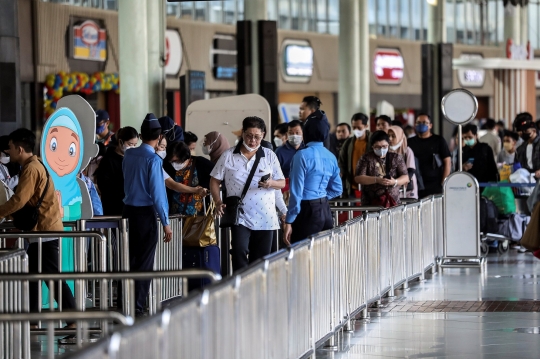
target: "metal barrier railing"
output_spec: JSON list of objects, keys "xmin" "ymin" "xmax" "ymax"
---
[
  {"xmin": 0, "ymin": 249, "xmax": 29, "ymax": 359},
  {"xmin": 61, "ymin": 195, "xmax": 445, "ymax": 359}
]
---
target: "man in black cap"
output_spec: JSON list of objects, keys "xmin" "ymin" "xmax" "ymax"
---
[
  {"xmin": 515, "ymin": 118, "xmax": 540, "ymax": 178},
  {"xmin": 121, "ymin": 113, "xmax": 172, "ymax": 316},
  {"xmin": 283, "ymin": 113, "xmax": 343, "ymax": 245}
]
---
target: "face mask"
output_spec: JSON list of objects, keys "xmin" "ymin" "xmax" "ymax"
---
[
  {"xmin": 157, "ymin": 150, "xmax": 166, "ymax": 159},
  {"xmin": 0, "ymin": 153, "xmax": 9, "ymax": 165},
  {"xmin": 288, "ymin": 135, "xmax": 302, "ymax": 147},
  {"xmin": 353, "ymin": 129, "xmax": 365, "ymax": 138},
  {"xmin": 274, "ymin": 137, "xmax": 283, "ymax": 148},
  {"xmin": 96, "ymin": 123, "xmax": 106, "ymax": 135},
  {"xmin": 243, "ymin": 142, "xmax": 259, "ymax": 152},
  {"xmin": 190, "ymin": 149, "xmax": 197, "ymax": 156},
  {"xmin": 202, "ymin": 145, "xmax": 210, "ymax": 155},
  {"xmin": 390, "ymin": 140, "xmax": 402, "ymax": 151},
  {"xmin": 407, "ymin": 134, "xmax": 416, "ymax": 139},
  {"xmin": 374, "ymin": 148, "xmax": 388, "ymax": 157},
  {"xmin": 172, "ymin": 161, "xmax": 187, "ymax": 171},
  {"xmin": 464, "ymin": 139, "xmax": 475, "ymax": 147},
  {"xmin": 503, "ymin": 142, "xmax": 514, "ymax": 152},
  {"xmin": 521, "ymin": 132, "xmax": 532, "ymax": 142},
  {"xmin": 416, "ymin": 124, "xmax": 429, "ymax": 134}
]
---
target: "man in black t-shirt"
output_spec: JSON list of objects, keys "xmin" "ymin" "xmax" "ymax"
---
[{"xmin": 408, "ymin": 114, "xmax": 451, "ymax": 198}]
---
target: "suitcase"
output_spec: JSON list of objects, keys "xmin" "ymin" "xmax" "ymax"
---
[
  {"xmin": 480, "ymin": 197, "xmax": 499, "ymax": 234},
  {"xmin": 183, "ymin": 246, "xmax": 221, "ymax": 291}
]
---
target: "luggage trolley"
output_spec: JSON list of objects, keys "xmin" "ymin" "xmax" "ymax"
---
[{"xmin": 439, "ymin": 89, "xmax": 485, "ymax": 270}]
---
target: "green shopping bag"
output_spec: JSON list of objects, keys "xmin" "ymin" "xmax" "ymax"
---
[{"xmin": 482, "ymin": 181, "xmax": 516, "ymax": 215}]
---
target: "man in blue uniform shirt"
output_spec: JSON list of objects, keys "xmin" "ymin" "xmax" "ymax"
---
[
  {"xmin": 283, "ymin": 113, "xmax": 343, "ymax": 245},
  {"xmin": 122, "ymin": 113, "xmax": 172, "ymax": 316}
]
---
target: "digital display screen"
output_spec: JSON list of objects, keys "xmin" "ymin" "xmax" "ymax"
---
[{"xmin": 285, "ymin": 45, "xmax": 314, "ymax": 77}]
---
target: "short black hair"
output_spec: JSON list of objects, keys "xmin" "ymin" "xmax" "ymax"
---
[
  {"xmin": 184, "ymin": 131, "xmax": 198, "ymax": 145},
  {"xmin": 9, "ymin": 128, "xmax": 35, "ymax": 154},
  {"xmin": 274, "ymin": 123, "xmax": 288, "ymax": 135},
  {"xmin": 302, "ymin": 96, "xmax": 322, "ymax": 111},
  {"xmin": 116, "ymin": 126, "xmax": 139, "ymax": 143},
  {"xmin": 496, "ymin": 120, "xmax": 505, "ymax": 128},
  {"xmin": 376, "ymin": 115, "xmax": 392, "ymax": 126},
  {"xmin": 141, "ymin": 127, "xmax": 162, "ymax": 142},
  {"xmin": 242, "ymin": 116, "xmax": 266, "ymax": 134},
  {"xmin": 391, "ymin": 120, "xmax": 403, "ymax": 128},
  {"xmin": 287, "ymin": 120, "xmax": 303, "ymax": 131},
  {"xmin": 417, "ymin": 113, "xmax": 431, "ymax": 122},
  {"xmin": 370, "ymin": 130, "xmax": 390, "ymax": 147},
  {"xmin": 484, "ymin": 119, "xmax": 496, "ymax": 130},
  {"xmin": 169, "ymin": 141, "xmax": 191, "ymax": 163},
  {"xmin": 514, "ymin": 112, "xmax": 533, "ymax": 130},
  {"xmin": 503, "ymin": 130, "xmax": 519, "ymax": 142},
  {"xmin": 336, "ymin": 122, "xmax": 351, "ymax": 133},
  {"xmin": 351, "ymin": 113, "xmax": 368, "ymax": 125},
  {"xmin": 462, "ymin": 124, "xmax": 478, "ymax": 136}
]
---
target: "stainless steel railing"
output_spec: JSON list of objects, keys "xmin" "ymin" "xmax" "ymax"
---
[{"xmin": 61, "ymin": 195, "xmax": 445, "ymax": 359}]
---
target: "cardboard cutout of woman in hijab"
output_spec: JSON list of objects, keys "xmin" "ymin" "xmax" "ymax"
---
[{"xmin": 40, "ymin": 95, "xmax": 98, "ymax": 308}]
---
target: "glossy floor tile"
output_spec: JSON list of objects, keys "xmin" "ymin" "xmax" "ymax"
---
[{"xmin": 316, "ymin": 251, "xmax": 540, "ymax": 359}]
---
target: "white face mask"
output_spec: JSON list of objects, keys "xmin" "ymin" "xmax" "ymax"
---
[
  {"xmin": 353, "ymin": 129, "xmax": 365, "ymax": 138},
  {"xmin": 390, "ymin": 140, "xmax": 402, "ymax": 151},
  {"xmin": 156, "ymin": 150, "xmax": 166, "ymax": 159},
  {"xmin": 122, "ymin": 145, "xmax": 134, "ymax": 153},
  {"xmin": 374, "ymin": 148, "xmax": 389, "ymax": 157},
  {"xmin": 203, "ymin": 134, "xmax": 220, "ymax": 155},
  {"xmin": 172, "ymin": 161, "xmax": 187, "ymax": 171},
  {"xmin": 274, "ymin": 137, "xmax": 283, "ymax": 148},
  {"xmin": 202, "ymin": 145, "xmax": 210, "ymax": 155},
  {"xmin": 243, "ymin": 142, "xmax": 259, "ymax": 152},
  {"xmin": 288, "ymin": 135, "xmax": 302, "ymax": 147},
  {"xmin": 0, "ymin": 153, "xmax": 10, "ymax": 165}
]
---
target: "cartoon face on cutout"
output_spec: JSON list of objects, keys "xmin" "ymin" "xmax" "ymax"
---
[{"xmin": 44, "ymin": 124, "xmax": 81, "ymax": 177}]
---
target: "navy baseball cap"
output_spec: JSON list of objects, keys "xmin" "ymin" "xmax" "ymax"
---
[{"xmin": 95, "ymin": 109, "xmax": 109, "ymax": 123}]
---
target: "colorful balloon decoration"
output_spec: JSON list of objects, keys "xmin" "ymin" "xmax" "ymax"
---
[{"xmin": 44, "ymin": 72, "xmax": 119, "ymax": 117}]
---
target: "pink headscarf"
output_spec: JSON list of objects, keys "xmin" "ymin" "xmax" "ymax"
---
[{"xmin": 389, "ymin": 126, "xmax": 408, "ymax": 156}]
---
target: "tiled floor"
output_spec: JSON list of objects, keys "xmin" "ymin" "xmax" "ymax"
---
[{"xmin": 316, "ymin": 251, "xmax": 540, "ymax": 359}]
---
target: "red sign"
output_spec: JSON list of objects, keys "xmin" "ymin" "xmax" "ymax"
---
[{"xmin": 373, "ymin": 48, "xmax": 404, "ymax": 85}]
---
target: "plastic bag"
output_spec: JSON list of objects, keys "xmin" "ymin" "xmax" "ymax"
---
[{"xmin": 482, "ymin": 182, "xmax": 516, "ymax": 215}]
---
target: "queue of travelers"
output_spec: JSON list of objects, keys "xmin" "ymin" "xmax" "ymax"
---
[{"xmin": 2, "ymin": 96, "xmax": 540, "ymax": 327}]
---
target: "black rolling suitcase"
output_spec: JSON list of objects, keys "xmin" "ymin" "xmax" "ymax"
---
[
  {"xmin": 480, "ymin": 197, "xmax": 499, "ymax": 234},
  {"xmin": 183, "ymin": 245, "xmax": 221, "ymax": 291}
]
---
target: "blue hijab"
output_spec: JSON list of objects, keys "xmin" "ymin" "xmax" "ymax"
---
[{"xmin": 41, "ymin": 108, "xmax": 84, "ymax": 211}]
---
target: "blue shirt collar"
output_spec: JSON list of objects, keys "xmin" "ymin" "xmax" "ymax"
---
[
  {"xmin": 141, "ymin": 143, "xmax": 156, "ymax": 153},
  {"xmin": 306, "ymin": 142, "xmax": 324, "ymax": 147}
]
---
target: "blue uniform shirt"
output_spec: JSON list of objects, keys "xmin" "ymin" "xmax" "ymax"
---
[
  {"xmin": 123, "ymin": 144, "xmax": 169, "ymax": 225},
  {"xmin": 275, "ymin": 141, "xmax": 306, "ymax": 178},
  {"xmin": 286, "ymin": 142, "xmax": 342, "ymax": 223}
]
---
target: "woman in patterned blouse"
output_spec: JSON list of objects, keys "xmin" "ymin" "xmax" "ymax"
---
[{"xmin": 354, "ymin": 131, "xmax": 409, "ymax": 207}]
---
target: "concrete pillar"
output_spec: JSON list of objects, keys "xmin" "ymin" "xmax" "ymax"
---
[
  {"xmin": 504, "ymin": 3, "xmax": 521, "ymax": 44},
  {"xmin": 358, "ymin": 0, "xmax": 370, "ymax": 117},
  {"xmin": 0, "ymin": 0, "xmax": 21, "ymax": 134},
  {"xmin": 338, "ymin": 0, "xmax": 364, "ymax": 123},
  {"xmin": 520, "ymin": 5, "xmax": 528, "ymax": 46},
  {"xmin": 119, "ymin": 0, "xmax": 149, "ymax": 128},
  {"xmin": 146, "ymin": 0, "xmax": 165, "ymax": 116},
  {"xmin": 244, "ymin": 0, "xmax": 267, "ymax": 94}
]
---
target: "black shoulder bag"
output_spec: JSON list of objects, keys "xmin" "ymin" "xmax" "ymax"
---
[
  {"xmin": 219, "ymin": 154, "xmax": 262, "ymax": 228},
  {"xmin": 12, "ymin": 161, "xmax": 50, "ymax": 231}
]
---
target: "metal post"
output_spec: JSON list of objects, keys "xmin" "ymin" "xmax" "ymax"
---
[{"xmin": 458, "ymin": 125, "xmax": 463, "ymax": 172}]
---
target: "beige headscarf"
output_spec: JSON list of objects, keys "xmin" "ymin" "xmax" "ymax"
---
[
  {"xmin": 389, "ymin": 126, "xmax": 408, "ymax": 157},
  {"xmin": 205, "ymin": 131, "xmax": 230, "ymax": 163}
]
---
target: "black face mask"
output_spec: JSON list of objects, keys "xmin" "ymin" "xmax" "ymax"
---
[{"xmin": 521, "ymin": 132, "xmax": 532, "ymax": 142}]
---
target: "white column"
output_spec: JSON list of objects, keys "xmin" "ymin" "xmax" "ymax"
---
[
  {"xmin": 146, "ymin": 0, "xmax": 165, "ymax": 116},
  {"xmin": 244, "ymin": 0, "xmax": 267, "ymax": 94},
  {"xmin": 504, "ymin": 3, "xmax": 521, "ymax": 44},
  {"xmin": 427, "ymin": 0, "xmax": 446, "ymax": 44},
  {"xmin": 119, "ymin": 0, "xmax": 149, "ymax": 128},
  {"xmin": 338, "ymin": 0, "xmax": 368, "ymax": 124},
  {"xmin": 520, "ymin": 5, "xmax": 528, "ymax": 46}
]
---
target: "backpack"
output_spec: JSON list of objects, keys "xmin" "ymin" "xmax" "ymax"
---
[{"xmin": 480, "ymin": 197, "xmax": 499, "ymax": 234}]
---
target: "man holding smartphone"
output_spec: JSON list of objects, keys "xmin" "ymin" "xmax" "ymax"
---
[{"xmin": 461, "ymin": 124, "xmax": 498, "ymax": 184}]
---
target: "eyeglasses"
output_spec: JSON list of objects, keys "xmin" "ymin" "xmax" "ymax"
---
[{"xmin": 244, "ymin": 134, "xmax": 263, "ymax": 141}]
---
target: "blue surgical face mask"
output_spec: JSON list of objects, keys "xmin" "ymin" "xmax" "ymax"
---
[
  {"xmin": 415, "ymin": 124, "xmax": 429, "ymax": 134},
  {"xmin": 96, "ymin": 123, "xmax": 106, "ymax": 135}
]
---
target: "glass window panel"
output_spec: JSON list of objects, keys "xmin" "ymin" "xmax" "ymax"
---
[
  {"xmin": 399, "ymin": 0, "xmax": 410, "ymax": 39},
  {"xmin": 446, "ymin": 0, "xmax": 455, "ymax": 43},
  {"xmin": 388, "ymin": 0, "xmax": 398, "ymax": 38},
  {"xmin": 180, "ymin": 1, "xmax": 194, "ymax": 19},
  {"xmin": 530, "ymin": 3, "xmax": 539, "ymax": 50},
  {"xmin": 291, "ymin": 0, "xmax": 299, "ymax": 30},
  {"xmin": 328, "ymin": 0, "xmax": 338, "ymax": 21},
  {"xmin": 267, "ymin": 0, "xmax": 278, "ymax": 21},
  {"xmin": 237, "ymin": 0, "xmax": 244, "ymax": 20},
  {"xmin": 328, "ymin": 21, "xmax": 339, "ymax": 35},
  {"xmin": 465, "ymin": 0, "xmax": 474, "ymax": 44},
  {"xmin": 487, "ymin": 0, "xmax": 497, "ymax": 45},
  {"xmin": 223, "ymin": 1, "xmax": 237, "ymax": 24},
  {"xmin": 368, "ymin": 0, "xmax": 377, "ymax": 36},
  {"xmin": 105, "ymin": 0, "xmax": 117, "ymax": 10},
  {"xmin": 377, "ymin": 0, "xmax": 387, "ymax": 36},
  {"xmin": 455, "ymin": 0, "xmax": 464, "ymax": 44},
  {"xmin": 422, "ymin": 0, "xmax": 427, "ymax": 40},
  {"xmin": 207, "ymin": 1, "xmax": 222, "ymax": 23},
  {"xmin": 279, "ymin": 0, "xmax": 290, "ymax": 29},
  {"xmin": 194, "ymin": 1, "xmax": 207, "ymax": 21},
  {"xmin": 411, "ymin": 0, "xmax": 421, "ymax": 40}
]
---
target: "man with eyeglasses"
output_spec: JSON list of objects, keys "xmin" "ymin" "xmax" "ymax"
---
[{"xmin": 408, "ymin": 113, "xmax": 451, "ymax": 198}]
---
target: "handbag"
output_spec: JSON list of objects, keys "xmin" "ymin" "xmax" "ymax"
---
[
  {"xmin": 371, "ymin": 189, "xmax": 398, "ymax": 208},
  {"xmin": 521, "ymin": 203, "xmax": 540, "ymax": 251},
  {"xmin": 182, "ymin": 201, "xmax": 217, "ymax": 247},
  {"xmin": 219, "ymin": 154, "xmax": 262, "ymax": 228},
  {"xmin": 11, "ymin": 161, "xmax": 50, "ymax": 231}
]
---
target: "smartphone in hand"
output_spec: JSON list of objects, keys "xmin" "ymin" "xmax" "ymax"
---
[{"xmin": 258, "ymin": 173, "xmax": 271, "ymax": 188}]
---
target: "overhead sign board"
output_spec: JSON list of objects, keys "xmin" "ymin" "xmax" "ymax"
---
[
  {"xmin": 165, "ymin": 29, "xmax": 183, "ymax": 76},
  {"xmin": 212, "ymin": 34, "xmax": 237, "ymax": 80},
  {"xmin": 72, "ymin": 20, "xmax": 107, "ymax": 62},
  {"xmin": 373, "ymin": 48, "xmax": 404, "ymax": 85},
  {"xmin": 281, "ymin": 39, "xmax": 313, "ymax": 83},
  {"xmin": 458, "ymin": 54, "xmax": 485, "ymax": 88}
]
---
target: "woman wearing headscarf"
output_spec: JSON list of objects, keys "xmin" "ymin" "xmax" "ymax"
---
[
  {"xmin": 203, "ymin": 131, "xmax": 230, "ymax": 164},
  {"xmin": 388, "ymin": 125, "xmax": 418, "ymax": 199}
]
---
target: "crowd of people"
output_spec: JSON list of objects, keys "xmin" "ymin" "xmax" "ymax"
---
[{"xmin": 1, "ymin": 95, "xmax": 540, "ymax": 320}]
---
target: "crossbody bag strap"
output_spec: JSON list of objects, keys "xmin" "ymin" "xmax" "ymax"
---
[
  {"xmin": 240, "ymin": 154, "xmax": 262, "ymax": 202},
  {"xmin": 188, "ymin": 157, "xmax": 197, "ymax": 187},
  {"xmin": 35, "ymin": 160, "xmax": 50, "ymax": 210}
]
